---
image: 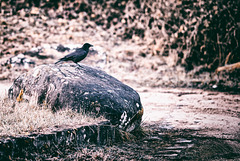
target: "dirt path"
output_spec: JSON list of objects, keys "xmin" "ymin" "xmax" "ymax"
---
[
  {"xmin": 0, "ymin": 81, "xmax": 11, "ymax": 97},
  {"xmin": 139, "ymin": 87, "xmax": 240, "ymax": 140},
  {"xmin": 136, "ymin": 87, "xmax": 240, "ymax": 160}
]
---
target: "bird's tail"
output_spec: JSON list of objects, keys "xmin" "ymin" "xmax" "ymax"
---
[
  {"xmin": 55, "ymin": 57, "xmax": 66, "ymax": 64},
  {"xmin": 55, "ymin": 60, "xmax": 61, "ymax": 64}
]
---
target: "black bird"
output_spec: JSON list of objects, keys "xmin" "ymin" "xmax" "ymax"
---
[{"xmin": 55, "ymin": 43, "xmax": 93, "ymax": 64}]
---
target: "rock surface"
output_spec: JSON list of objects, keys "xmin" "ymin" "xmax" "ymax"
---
[
  {"xmin": 8, "ymin": 63, "xmax": 143, "ymax": 131},
  {"xmin": 0, "ymin": 123, "xmax": 116, "ymax": 160}
]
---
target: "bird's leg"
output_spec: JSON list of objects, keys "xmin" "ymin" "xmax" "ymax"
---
[{"xmin": 76, "ymin": 63, "xmax": 84, "ymax": 69}]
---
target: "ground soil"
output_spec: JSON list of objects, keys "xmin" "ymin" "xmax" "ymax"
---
[{"xmin": 1, "ymin": 80, "xmax": 239, "ymax": 160}]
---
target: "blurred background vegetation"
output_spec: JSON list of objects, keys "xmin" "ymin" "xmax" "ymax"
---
[{"xmin": 1, "ymin": 0, "xmax": 239, "ymax": 91}]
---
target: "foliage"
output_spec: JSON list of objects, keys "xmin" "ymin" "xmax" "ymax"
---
[{"xmin": 185, "ymin": 0, "xmax": 240, "ymax": 71}]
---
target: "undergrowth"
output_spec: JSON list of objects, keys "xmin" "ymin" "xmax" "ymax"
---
[{"xmin": 0, "ymin": 95, "xmax": 105, "ymax": 138}]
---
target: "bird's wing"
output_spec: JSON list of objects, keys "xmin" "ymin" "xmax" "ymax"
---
[{"xmin": 65, "ymin": 49, "xmax": 86, "ymax": 58}]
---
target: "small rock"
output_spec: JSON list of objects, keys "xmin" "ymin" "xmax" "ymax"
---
[
  {"xmin": 56, "ymin": 44, "xmax": 70, "ymax": 52},
  {"xmin": 30, "ymin": 7, "xmax": 40, "ymax": 15}
]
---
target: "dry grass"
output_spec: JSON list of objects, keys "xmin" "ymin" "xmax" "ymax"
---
[{"xmin": 0, "ymin": 95, "xmax": 106, "ymax": 138}]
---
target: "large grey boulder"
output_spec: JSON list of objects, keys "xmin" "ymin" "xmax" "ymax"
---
[{"xmin": 8, "ymin": 63, "xmax": 143, "ymax": 131}]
